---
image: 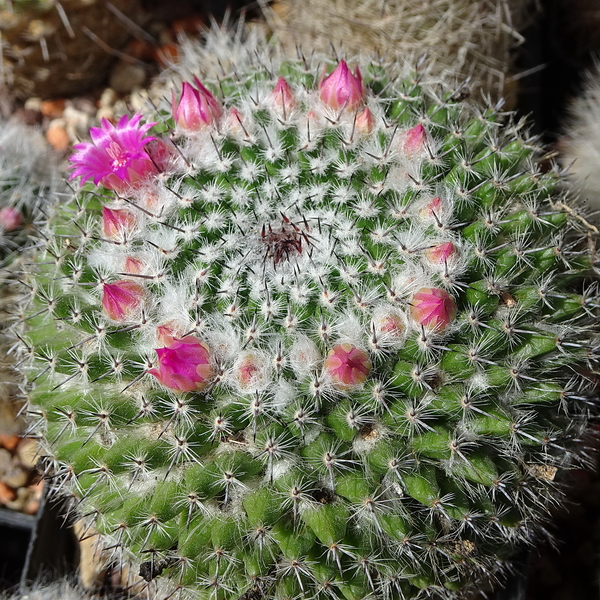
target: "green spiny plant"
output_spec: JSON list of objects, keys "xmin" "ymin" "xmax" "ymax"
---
[{"xmin": 14, "ymin": 33, "xmax": 600, "ymax": 600}]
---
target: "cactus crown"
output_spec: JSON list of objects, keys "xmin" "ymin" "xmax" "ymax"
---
[{"xmin": 16, "ymin": 44, "xmax": 599, "ymax": 600}]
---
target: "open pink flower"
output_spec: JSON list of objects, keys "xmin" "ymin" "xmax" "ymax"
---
[
  {"xmin": 172, "ymin": 78, "xmax": 222, "ymax": 131},
  {"xmin": 319, "ymin": 60, "xmax": 364, "ymax": 111},
  {"xmin": 102, "ymin": 280, "xmax": 145, "ymax": 321},
  {"xmin": 411, "ymin": 288, "xmax": 457, "ymax": 331},
  {"xmin": 148, "ymin": 336, "xmax": 212, "ymax": 392},
  {"xmin": 69, "ymin": 114, "xmax": 158, "ymax": 192},
  {"xmin": 324, "ymin": 343, "xmax": 371, "ymax": 389}
]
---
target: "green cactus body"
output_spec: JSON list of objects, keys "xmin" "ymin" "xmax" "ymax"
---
[{"xmin": 16, "ymin": 51, "xmax": 598, "ymax": 600}]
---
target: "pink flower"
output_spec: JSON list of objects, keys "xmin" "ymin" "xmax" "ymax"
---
[
  {"xmin": 403, "ymin": 123, "xmax": 427, "ymax": 156},
  {"xmin": 148, "ymin": 336, "xmax": 212, "ymax": 392},
  {"xmin": 411, "ymin": 288, "xmax": 457, "ymax": 331},
  {"xmin": 319, "ymin": 60, "xmax": 365, "ymax": 111},
  {"xmin": 102, "ymin": 280, "xmax": 145, "ymax": 321},
  {"xmin": 102, "ymin": 207, "xmax": 136, "ymax": 240},
  {"xmin": 0, "ymin": 207, "xmax": 22, "ymax": 232},
  {"xmin": 69, "ymin": 114, "xmax": 158, "ymax": 192},
  {"xmin": 272, "ymin": 77, "xmax": 296, "ymax": 113},
  {"xmin": 324, "ymin": 343, "xmax": 371, "ymax": 389},
  {"xmin": 425, "ymin": 242, "xmax": 457, "ymax": 265},
  {"xmin": 172, "ymin": 78, "xmax": 222, "ymax": 131}
]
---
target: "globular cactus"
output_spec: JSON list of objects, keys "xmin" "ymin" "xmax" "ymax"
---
[
  {"xmin": 560, "ymin": 62, "xmax": 600, "ymax": 216},
  {"xmin": 15, "ymin": 35, "xmax": 600, "ymax": 600}
]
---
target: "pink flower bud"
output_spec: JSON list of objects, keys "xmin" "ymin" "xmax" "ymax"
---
[
  {"xmin": 224, "ymin": 107, "xmax": 248, "ymax": 136},
  {"xmin": 411, "ymin": 288, "xmax": 457, "ymax": 331},
  {"xmin": 156, "ymin": 322, "xmax": 181, "ymax": 345},
  {"xmin": 102, "ymin": 280, "xmax": 145, "ymax": 321},
  {"xmin": 324, "ymin": 343, "xmax": 371, "ymax": 389},
  {"xmin": 355, "ymin": 106, "xmax": 374, "ymax": 134},
  {"xmin": 0, "ymin": 207, "xmax": 22, "ymax": 232},
  {"xmin": 148, "ymin": 336, "xmax": 212, "ymax": 392},
  {"xmin": 403, "ymin": 123, "xmax": 427, "ymax": 156},
  {"xmin": 319, "ymin": 60, "xmax": 365, "ymax": 111},
  {"xmin": 233, "ymin": 352, "xmax": 271, "ymax": 392},
  {"xmin": 172, "ymin": 78, "xmax": 222, "ymax": 131},
  {"xmin": 419, "ymin": 196, "xmax": 443, "ymax": 220},
  {"xmin": 123, "ymin": 256, "xmax": 145, "ymax": 275},
  {"xmin": 425, "ymin": 242, "xmax": 457, "ymax": 265},
  {"xmin": 102, "ymin": 207, "xmax": 136, "ymax": 240},
  {"xmin": 372, "ymin": 306, "xmax": 407, "ymax": 347},
  {"xmin": 272, "ymin": 77, "xmax": 296, "ymax": 113}
]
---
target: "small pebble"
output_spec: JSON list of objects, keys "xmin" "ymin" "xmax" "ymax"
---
[
  {"xmin": 46, "ymin": 119, "xmax": 71, "ymax": 151},
  {"xmin": 5, "ymin": 486, "xmax": 32, "ymax": 513},
  {"xmin": 2, "ymin": 462, "xmax": 29, "ymax": 489},
  {"xmin": 96, "ymin": 106, "xmax": 115, "ymax": 123},
  {"xmin": 0, "ymin": 433, "xmax": 20, "ymax": 452},
  {"xmin": 0, "ymin": 480, "xmax": 16, "ymax": 504},
  {"xmin": 109, "ymin": 62, "xmax": 147, "ymax": 94},
  {"xmin": 40, "ymin": 99, "xmax": 66, "ymax": 118},
  {"xmin": 63, "ymin": 105, "xmax": 91, "ymax": 140},
  {"xmin": 16, "ymin": 438, "xmax": 39, "ymax": 470},
  {"xmin": 23, "ymin": 98, "xmax": 42, "ymax": 112},
  {"xmin": 99, "ymin": 88, "xmax": 117, "ymax": 109}
]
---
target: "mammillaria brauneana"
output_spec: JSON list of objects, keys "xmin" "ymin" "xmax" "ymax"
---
[{"xmin": 15, "ymin": 49, "xmax": 600, "ymax": 600}]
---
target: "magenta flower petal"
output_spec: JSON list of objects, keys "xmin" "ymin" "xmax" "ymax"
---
[
  {"xmin": 148, "ymin": 336, "xmax": 212, "ymax": 392},
  {"xmin": 69, "ymin": 114, "xmax": 158, "ymax": 192},
  {"xmin": 324, "ymin": 343, "xmax": 371, "ymax": 389},
  {"xmin": 319, "ymin": 60, "xmax": 365, "ymax": 111},
  {"xmin": 411, "ymin": 288, "xmax": 457, "ymax": 331}
]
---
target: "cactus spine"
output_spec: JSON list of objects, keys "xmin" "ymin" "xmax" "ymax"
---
[{"xmin": 15, "ymin": 32, "xmax": 600, "ymax": 600}]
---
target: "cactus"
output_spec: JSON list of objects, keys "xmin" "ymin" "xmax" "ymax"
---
[
  {"xmin": 560, "ymin": 62, "xmax": 600, "ymax": 216},
  {"xmin": 14, "ymin": 33, "xmax": 600, "ymax": 600}
]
